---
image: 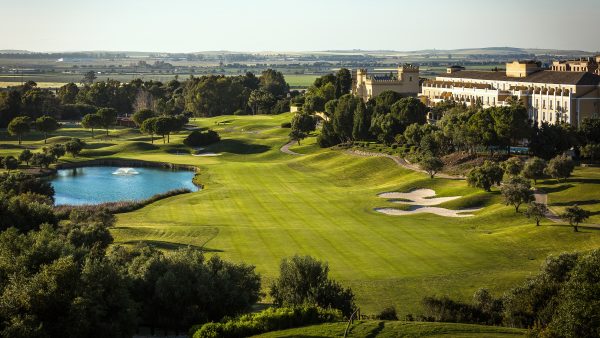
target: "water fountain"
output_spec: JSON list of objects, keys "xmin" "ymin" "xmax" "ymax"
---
[{"xmin": 112, "ymin": 167, "xmax": 140, "ymax": 175}]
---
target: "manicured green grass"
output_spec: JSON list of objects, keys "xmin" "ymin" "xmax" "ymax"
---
[
  {"xmin": 252, "ymin": 320, "xmax": 526, "ymax": 337},
  {"xmin": 284, "ymin": 74, "xmax": 319, "ymax": 88},
  {"xmin": 2, "ymin": 114, "xmax": 600, "ymax": 316}
]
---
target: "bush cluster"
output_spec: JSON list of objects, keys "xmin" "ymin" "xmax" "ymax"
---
[
  {"xmin": 193, "ymin": 305, "xmax": 342, "ymax": 338},
  {"xmin": 184, "ymin": 130, "xmax": 221, "ymax": 147}
]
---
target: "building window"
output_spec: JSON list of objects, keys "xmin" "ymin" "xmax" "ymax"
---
[
  {"xmin": 543, "ymin": 100, "xmax": 546, "ymax": 109},
  {"xmin": 409, "ymin": 76, "xmax": 413, "ymax": 82},
  {"xmin": 550, "ymin": 101, "xmax": 553, "ymax": 109}
]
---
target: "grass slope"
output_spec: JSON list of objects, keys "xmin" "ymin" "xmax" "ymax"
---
[
  {"xmin": 1, "ymin": 114, "xmax": 600, "ymax": 316},
  {"xmin": 252, "ymin": 321, "xmax": 525, "ymax": 337}
]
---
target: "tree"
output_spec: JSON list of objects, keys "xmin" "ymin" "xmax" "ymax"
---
[
  {"xmin": 524, "ymin": 202, "xmax": 548, "ymax": 226},
  {"xmin": 141, "ymin": 117, "xmax": 158, "ymax": 144},
  {"xmin": 561, "ymin": 204, "xmax": 591, "ymax": 232},
  {"xmin": 81, "ymin": 113, "xmax": 102, "ymax": 137},
  {"xmin": 289, "ymin": 112, "xmax": 316, "ymax": 145},
  {"xmin": 7, "ymin": 116, "xmax": 31, "ymax": 145},
  {"xmin": 270, "ymin": 255, "xmax": 355, "ymax": 316},
  {"xmin": 35, "ymin": 115, "xmax": 60, "ymax": 144},
  {"xmin": 289, "ymin": 129, "xmax": 307, "ymax": 145},
  {"xmin": 334, "ymin": 68, "xmax": 352, "ymax": 99},
  {"xmin": 578, "ymin": 118, "xmax": 600, "ymax": 144},
  {"xmin": 259, "ymin": 69, "xmax": 289, "ymax": 98},
  {"xmin": 45, "ymin": 143, "xmax": 66, "ymax": 162},
  {"xmin": 57, "ymin": 82, "xmax": 79, "ymax": 104},
  {"xmin": 332, "ymin": 94, "xmax": 360, "ymax": 142},
  {"xmin": 291, "ymin": 112, "xmax": 316, "ymax": 134},
  {"xmin": 31, "ymin": 152, "xmax": 54, "ymax": 169},
  {"xmin": 3, "ymin": 155, "xmax": 18, "ymax": 172},
  {"xmin": 500, "ymin": 177, "xmax": 534, "ymax": 212},
  {"xmin": 132, "ymin": 109, "xmax": 156, "ymax": 127},
  {"xmin": 420, "ymin": 156, "xmax": 444, "ymax": 179},
  {"xmin": 580, "ymin": 143, "xmax": 600, "ymax": 163},
  {"xmin": 18, "ymin": 149, "xmax": 33, "ymax": 166},
  {"xmin": 545, "ymin": 154, "xmax": 574, "ymax": 182},
  {"xmin": 390, "ymin": 97, "xmax": 428, "ymax": 129},
  {"xmin": 65, "ymin": 138, "xmax": 86, "ymax": 157},
  {"xmin": 522, "ymin": 157, "xmax": 546, "ymax": 184},
  {"xmin": 82, "ymin": 70, "xmax": 97, "ymax": 85},
  {"xmin": 467, "ymin": 161, "xmax": 504, "ymax": 192},
  {"xmin": 248, "ymin": 89, "xmax": 276, "ymax": 115},
  {"xmin": 529, "ymin": 122, "xmax": 577, "ymax": 160},
  {"xmin": 96, "ymin": 108, "xmax": 117, "ymax": 136},
  {"xmin": 548, "ymin": 250, "xmax": 600, "ymax": 337},
  {"xmin": 183, "ymin": 130, "xmax": 220, "ymax": 147},
  {"xmin": 153, "ymin": 116, "xmax": 172, "ymax": 143},
  {"xmin": 501, "ymin": 157, "xmax": 523, "ymax": 177}
]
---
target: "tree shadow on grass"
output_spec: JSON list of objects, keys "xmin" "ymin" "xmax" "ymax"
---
[
  {"xmin": 208, "ymin": 139, "xmax": 271, "ymax": 154},
  {"xmin": 0, "ymin": 143, "xmax": 25, "ymax": 149},
  {"xmin": 551, "ymin": 199, "xmax": 600, "ymax": 207},
  {"xmin": 84, "ymin": 142, "xmax": 116, "ymax": 149},
  {"xmin": 541, "ymin": 184, "xmax": 574, "ymax": 193},
  {"xmin": 121, "ymin": 240, "xmax": 224, "ymax": 252},
  {"xmin": 365, "ymin": 321, "xmax": 385, "ymax": 338}
]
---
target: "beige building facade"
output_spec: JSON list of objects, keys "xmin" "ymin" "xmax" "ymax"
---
[
  {"xmin": 420, "ymin": 60, "xmax": 600, "ymax": 126},
  {"xmin": 352, "ymin": 65, "xmax": 420, "ymax": 101}
]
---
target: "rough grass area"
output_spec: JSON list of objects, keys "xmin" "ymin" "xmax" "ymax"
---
[
  {"xmin": 2, "ymin": 113, "xmax": 600, "ymax": 317},
  {"xmin": 252, "ymin": 320, "xmax": 525, "ymax": 337}
]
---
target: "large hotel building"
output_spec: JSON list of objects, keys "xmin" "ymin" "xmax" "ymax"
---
[{"xmin": 419, "ymin": 58, "xmax": 600, "ymax": 126}]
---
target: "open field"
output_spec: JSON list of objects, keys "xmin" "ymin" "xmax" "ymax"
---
[
  {"xmin": 253, "ymin": 320, "xmax": 526, "ymax": 337},
  {"xmin": 1, "ymin": 114, "xmax": 600, "ymax": 315}
]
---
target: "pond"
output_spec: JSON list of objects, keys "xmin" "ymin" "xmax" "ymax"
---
[{"xmin": 51, "ymin": 166, "xmax": 198, "ymax": 205}]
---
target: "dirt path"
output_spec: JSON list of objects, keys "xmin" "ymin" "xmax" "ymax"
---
[
  {"xmin": 280, "ymin": 140, "xmax": 304, "ymax": 156},
  {"xmin": 345, "ymin": 149, "xmax": 463, "ymax": 180}
]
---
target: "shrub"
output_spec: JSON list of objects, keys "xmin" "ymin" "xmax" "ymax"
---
[
  {"xmin": 269, "ymin": 255, "xmax": 355, "ymax": 316},
  {"xmin": 193, "ymin": 306, "xmax": 342, "ymax": 338},
  {"xmin": 184, "ymin": 130, "xmax": 221, "ymax": 147},
  {"xmin": 281, "ymin": 122, "xmax": 292, "ymax": 128},
  {"xmin": 376, "ymin": 306, "xmax": 399, "ymax": 320},
  {"xmin": 183, "ymin": 129, "xmax": 221, "ymax": 147}
]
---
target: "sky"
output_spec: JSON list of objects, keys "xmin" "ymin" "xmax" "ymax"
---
[{"xmin": 1, "ymin": 0, "xmax": 599, "ymax": 53}]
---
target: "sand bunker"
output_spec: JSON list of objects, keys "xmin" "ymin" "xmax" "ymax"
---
[
  {"xmin": 192, "ymin": 152, "xmax": 222, "ymax": 157},
  {"xmin": 375, "ymin": 188, "xmax": 480, "ymax": 217},
  {"xmin": 378, "ymin": 189, "xmax": 461, "ymax": 205}
]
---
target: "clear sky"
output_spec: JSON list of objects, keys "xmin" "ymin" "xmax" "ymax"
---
[{"xmin": 1, "ymin": 0, "xmax": 598, "ymax": 52}]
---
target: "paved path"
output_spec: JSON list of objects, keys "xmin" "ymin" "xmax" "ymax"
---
[
  {"xmin": 345, "ymin": 149, "xmax": 464, "ymax": 180},
  {"xmin": 280, "ymin": 140, "xmax": 304, "ymax": 156}
]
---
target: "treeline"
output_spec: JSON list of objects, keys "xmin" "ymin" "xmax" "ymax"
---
[
  {"xmin": 0, "ymin": 69, "xmax": 291, "ymax": 127},
  {"xmin": 419, "ymin": 250, "xmax": 600, "ymax": 337},
  {"xmin": 306, "ymin": 87, "xmax": 600, "ymax": 164},
  {"xmin": 0, "ymin": 172, "xmax": 356, "ymax": 336}
]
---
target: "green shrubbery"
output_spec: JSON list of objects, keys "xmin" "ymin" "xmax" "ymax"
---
[
  {"xmin": 184, "ymin": 129, "xmax": 221, "ymax": 147},
  {"xmin": 192, "ymin": 305, "xmax": 342, "ymax": 338}
]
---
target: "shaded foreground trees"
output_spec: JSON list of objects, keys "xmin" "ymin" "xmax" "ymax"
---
[
  {"xmin": 0, "ymin": 172, "xmax": 263, "ymax": 336},
  {"xmin": 421, "ymin": 249, "xmax": 600, "ymax": 337},
  {"xmin": 270, "ymin": 255, "xmax": 355, "ymax": 317}
]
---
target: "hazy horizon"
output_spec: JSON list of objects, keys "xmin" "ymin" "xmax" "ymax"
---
[{"xmin": 1, "ymin": 0, "xmax": 599, "ymax": 53}]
